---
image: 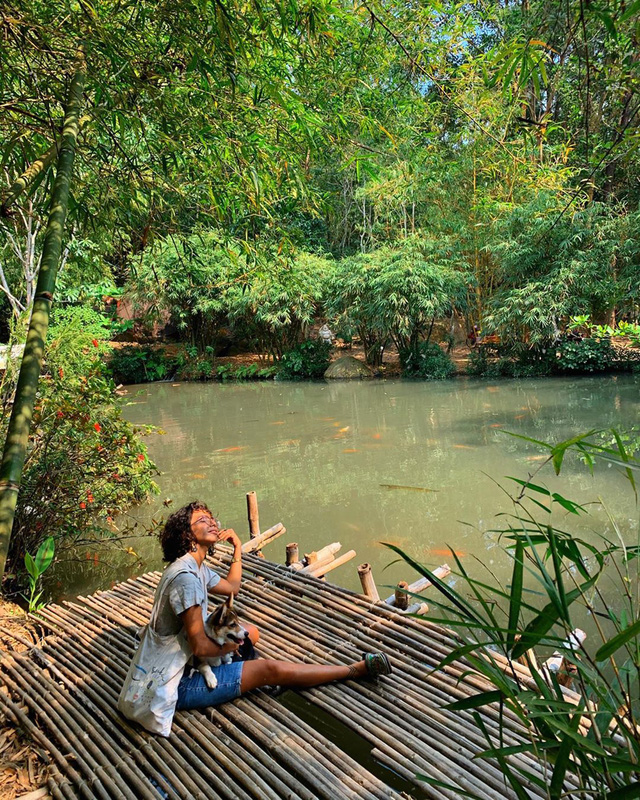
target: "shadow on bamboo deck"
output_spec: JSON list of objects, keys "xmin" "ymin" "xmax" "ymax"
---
[{"xmin": 0, "ymin": 551, "xmax": 556, "ymax": 800}]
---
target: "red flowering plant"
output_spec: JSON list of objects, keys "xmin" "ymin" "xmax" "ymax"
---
[{"xmin": 0, "ymin": 307, "xmax": 159, "ymax": 584}]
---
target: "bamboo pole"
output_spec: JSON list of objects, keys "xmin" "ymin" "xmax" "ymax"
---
[
  {"xmin": 307, "ymin": 549, "xmax": 356, "ymax": 578},
  {"xmin": 298, "ymin": 552, "xmax": 334, "ymax": 575},
  {"xmin": 246, "ymin": 491, "xmax": 260, "ymax": 538},
  {"xmin": 0, "ymin": 47, "xmax": 86, "ymax": 579},
  {"xmin": 285, "ymin": 542, "xmax": 299, "ymax": 566},
  {"xmin": 1, "ymin": 141, "xmax": 59, "ymax": 217},
  {"xmin": 240, "ymin": 522, "xmax": 285, "ymax": 553},
  {"xmin": 357, "ymin": 563, "xmax": 380, "ymax": 602},
  {"xmin": 394, "ymin": 581, "xmax": 409, "ymax": 610},
  {"xmin": 382, "ymin": 564, "xmax": 451, "ymax": 605},
  {"xmin": 314, "ymin": 542, "xmax": 341, "ymax": 562}
]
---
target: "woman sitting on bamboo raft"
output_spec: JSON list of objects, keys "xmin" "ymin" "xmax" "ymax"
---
[{"xmin": 119, "ymin": 500, "xmax": 392, "ymax": 736}]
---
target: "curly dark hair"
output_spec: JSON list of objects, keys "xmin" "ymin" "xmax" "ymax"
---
[{"xmin": 159, "ymin": 500, "xmax": 212, "ymax": 562}]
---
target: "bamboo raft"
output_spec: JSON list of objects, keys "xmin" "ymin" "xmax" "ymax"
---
[{"xmin": 1, "ymin": 499, "xmax": 567, "ymax": 800}]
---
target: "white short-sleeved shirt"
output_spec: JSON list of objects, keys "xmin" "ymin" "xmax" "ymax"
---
[{"xmin": 153, "ymin": 553, "xmax": 221, "ymax": 636}]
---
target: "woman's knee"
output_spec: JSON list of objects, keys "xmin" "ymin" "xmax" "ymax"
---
[{"xmin": 241, "ymin": 659, "xmax": 286, "ymax": 692}]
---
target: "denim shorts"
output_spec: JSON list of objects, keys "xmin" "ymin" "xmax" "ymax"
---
[{"xmin": 175, "ymin": 662, "xmax": 244, "ymax": 710}]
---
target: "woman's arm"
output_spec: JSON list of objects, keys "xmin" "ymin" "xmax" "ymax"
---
[
  {"xmin": 210, "ymin": 528, "xmax": 243, "ymax": 596},
  {"xmin": 180, "ymin": 605, "xmax": 241, "ymax": 658}
]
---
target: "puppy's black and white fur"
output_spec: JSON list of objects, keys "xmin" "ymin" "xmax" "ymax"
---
[{"xmin": 197, "ymin": 595, "xmax": 248, "ymax": 690}]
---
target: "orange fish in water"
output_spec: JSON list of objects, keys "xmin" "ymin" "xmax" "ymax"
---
[
  {"xmin": 172, "ymin": 383, "xmax": 181, "ymax": 387},
  {"xmin": 179, "ymin": 457, "xmax": 194, "ymax": 463},
  {"xmin": 489, "ymin": 424, "xmax": 502, "ymax": 428},
  {"xmin": 218, "ymin": 446, "xmax": 247, "ymax": 453},
  {"xmin": 453, "ymin": 444, "xmax": 475, "ymax": 450},
  {"xmin": 270, "ymin": 421, "xmax": 285, "ymax": 425},
  {"xmin": 526, "ymin": 455, "xmax": 548, "ymax": 462},
  {"xmin": 319, "ymin": 417, "xmax": 335, "ymax": 421},
  {"xmin": 339, "ymin": 426, "xmax": 350, "ymax": 433},
  {"xmin": 514, "ymin": 414, "xmax": 526, "ymax": 420},
  {"xmin": 343, "ymin": 448, "xmax": 358, "ymax": 453},
  {"xmin": 190, "ymin": 473, "xmax": 207, "ymax": 479},
  {"xmin": 232, "ymin": 479, "xmax": 241, "ymax": 486},
  {"xmin": 281, "ymin": 439, "xmax": 300, "ymax": 446},
  {"xmin": 372, "ymin": 433, "xmax": 382, "ymax": 440},
  {"xmin": 345, "ymin": 523, "xmax": 361, "ymax": 532},
  {"xmin": 333, "ymin": 422, "xmax": 342, "ymax": 427},
  {"xmin": 487, "ymin": 386, "xmax": 500, "ymax": 393},
  {"xmin": 431, "ymin": 547, "xmax": 466, "ymax": 558}
]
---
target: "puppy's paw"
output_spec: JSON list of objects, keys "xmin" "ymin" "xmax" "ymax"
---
[{"xmin": 198, "ymin": 664, "xmax": 218, "ymax": 690}]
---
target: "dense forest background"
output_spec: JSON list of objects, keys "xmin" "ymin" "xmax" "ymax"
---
[{"xmin": 2, "ymin": 0, "xmax": 640, "ymax": 358}]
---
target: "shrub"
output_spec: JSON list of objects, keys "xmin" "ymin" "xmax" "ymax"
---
[
  {"xmin": 108, "ymin": 346, "xmax": 176, "ymax": 384},
  {"xmin": 388, "ymin": 430, "xmax": 640, "ymax": 798},
  {"xmin": 326, "ymin": 237, "xmax": 469, "ymax": 367},
  {"xmin": 215, "ymin": 363, "xmax": 278, "ymax": 381},
  {"xmin": 400, "ymin": 341, "xmax": 456, "ymax": 379},
  {"xmin": 1, "ymin": 307, "xmax": 159, "ymax": 582},
  {"xmin": 554, "ymin": 336, "xmax": 617, "ymax": 373},
  {"xmin": 278, "ymin": 340, "xmax": 332, "ymax": 380}
]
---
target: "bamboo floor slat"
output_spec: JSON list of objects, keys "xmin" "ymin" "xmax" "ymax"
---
[{"xmin": 0, "ymin": 552, "xmax": 568, "ymax": 800}]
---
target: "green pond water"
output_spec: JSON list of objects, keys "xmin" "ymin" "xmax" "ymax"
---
[{"xmin": 52, "ymin": 375, "xmax": 640, "ymax": 613}]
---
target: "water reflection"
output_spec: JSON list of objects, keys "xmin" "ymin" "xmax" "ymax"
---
[{"xmin": 50, "ymin": 376, "xmax": 640, "ymax": 604}]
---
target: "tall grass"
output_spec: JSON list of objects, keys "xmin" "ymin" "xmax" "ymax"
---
[{"xmin": 387, "ymin": 430, "xmax": 640, "ymax": 799}]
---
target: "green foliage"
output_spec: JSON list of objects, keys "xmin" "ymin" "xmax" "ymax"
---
[
  {"xmin": 226, "ymin": 252, "xmax": 332, "ymax": 360},
  {"xmin": 131, "ymin": 233, "xmax": 235, "ymax": 351},
  {"xmin": 278, "ymin": 340, "xmax": 332, "ymax": 380},
  {"xmin": 1, "ymin": 309, "xmax": 159, "ymax": 578},
  {"xmin": 23, "ymin": 537, "xmax": 54, "ymax": 612},
  {"xmin": 387, "ymin": 430, "xmax": 640, "ymax": 797},
  {"xmin": 326, "ymin": 238, "xmax": 469, "ymax": 366},
  {"xmin": 400, "ymin": 341, "xmax": 456, "ymax": 380},
  {"xmin": 466, "ymin": 347, "xmax": 555, "ymax": 379},
  {"xmin": 215, "ymin": 363, "xmax": 278, "ymax": 382},
  {"xmin": 555, "ymin": 337, "xmax": 618, "ymax": 374},
  {"xmin": 109, "ymin": 346, "xmax": 176, "ymax": 384}
]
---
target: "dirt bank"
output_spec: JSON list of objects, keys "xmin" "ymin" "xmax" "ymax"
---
[{"xmin": 0, "ymin": 599, "xmax": 47, "ymax": 800}]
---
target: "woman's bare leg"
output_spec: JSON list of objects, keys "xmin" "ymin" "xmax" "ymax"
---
[{"xmin": 240, "ymin": 659, "xmax": 366, "ymax": 694}]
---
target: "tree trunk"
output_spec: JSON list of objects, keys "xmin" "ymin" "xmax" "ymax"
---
[
  {"xmin": 0, "ymin": 141, "xmax": 60, "ymax": 217},
  {"xmin": 0, "ymin": 48, "xmax": 86, "ymax": 581}
]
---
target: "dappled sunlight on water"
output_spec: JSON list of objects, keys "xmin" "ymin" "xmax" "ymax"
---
[{"xmin": 51, "ymin": 376, "xmax": 640, "ymax": 606}]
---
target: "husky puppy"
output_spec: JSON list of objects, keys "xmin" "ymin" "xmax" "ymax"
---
[{"xmin": 198, "ymin": 595, "xmax": 248, "ymax": 690}]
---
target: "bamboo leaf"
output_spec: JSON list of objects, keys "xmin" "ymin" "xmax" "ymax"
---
[
  {"xmin": 596, "ymin": 618, "xmax": 640, "ymax": 662},
  {"xmin": 445, "ymin": 690, "xmax": 503, "ymax": 711}
]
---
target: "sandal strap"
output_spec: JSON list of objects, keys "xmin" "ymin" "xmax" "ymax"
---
[{"xmin": 363, "ymin": 652, "xmax": 392, "ymax": 678}]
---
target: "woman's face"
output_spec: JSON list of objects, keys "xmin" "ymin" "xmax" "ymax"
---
[{"xmin": 190, "ymin": 510, "xmax": 220, "ymax": 549}]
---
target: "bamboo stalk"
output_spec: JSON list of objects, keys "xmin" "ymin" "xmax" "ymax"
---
[
  {"xmin": 285, "ymin": 542, "xmax": 299, "ymax": 566},
  {"xmin": 240, "ymin": 523, "xmax": 285, "ymax": 553},
  {"xmin": 393, "ymin": 581, "xmax": 409, "ymax": 610},
  {"xmin": 246, "ymin": 491, "xmax": 260, "ymax": 538},
  {"xmin": 0, "ymin": 47, "xmax": 86, "ymax": 579},
  {"xmin": 298, "ymin": 552, "xmax": 335, "ymax": 574},
  {"xmin": 306, "ymin": 549, "xmax": 356, "ymax": 578},
  {"xmin": 357, "ymin": 563, "xmax": 380, "ymax": 602},
  {"xmin": 382, "ymin": 564, "xmax": 451, "ymax": 605},
  {"xmin": 314, "ymin": 542, "xmax": 342, "ymax": 562},
  {"xmin": 1, "ymin": 140, "xmax": 59, "ymax": 216}
]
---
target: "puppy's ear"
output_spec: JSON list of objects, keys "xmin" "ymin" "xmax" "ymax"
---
[{"xmin": 225, "ymin": 594, "xmax": 234, "ymax": 609}]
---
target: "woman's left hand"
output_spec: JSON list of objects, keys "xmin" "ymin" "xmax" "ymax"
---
[{"xmin": 218, "ymin": 528, "xmax": 242, "ymax": 550}]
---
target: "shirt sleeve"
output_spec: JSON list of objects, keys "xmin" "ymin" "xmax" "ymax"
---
[
  {"xmin": 168, "ymin": 572, "xmax": 202, "ymax": 617},
  {"xmin": 205, "ymin": 565, "xmax": 221, "ymax": 590}
]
